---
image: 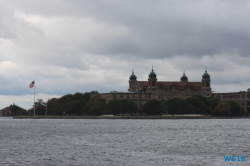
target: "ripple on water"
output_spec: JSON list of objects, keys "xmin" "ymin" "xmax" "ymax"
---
[{"xmin": 0, "ymin": 119, "xmax": 249, "ymax": 166}]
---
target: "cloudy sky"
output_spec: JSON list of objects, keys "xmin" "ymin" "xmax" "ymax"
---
[{"xmin": 1, "ymin": 0, "xmax": 250, "ymax": 109}]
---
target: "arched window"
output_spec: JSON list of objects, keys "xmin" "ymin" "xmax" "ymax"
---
[{"xmin": 152, "ymin": 81, "xmax": 155, "ymax": 86}]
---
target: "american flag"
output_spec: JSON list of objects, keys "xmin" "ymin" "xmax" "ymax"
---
[{"xmin": 29, "ymin": 81, "xmax": 35, "ymax": 88}]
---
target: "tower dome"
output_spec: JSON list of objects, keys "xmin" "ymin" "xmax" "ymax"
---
[
  {"xmin": 201, "ymin": 68, "xmax": 211, "ymax": 91},
  {"xmin": 202, "ymin": 69, "xmax": 210, "ymax": 79},
  {"xmin": 180, "ymin": 71, "xmax": 188, "ymax": 82},
  {"xmin": 129, "ymin": 69, "xmax": 137, "ymax": 80},
  {"xmin": 149, "ymin": 66, "xmax": 157, "ymax": 78},
  {"xmin": 148, "ymin": 66, "xmax": 157, "ymax": 87}
]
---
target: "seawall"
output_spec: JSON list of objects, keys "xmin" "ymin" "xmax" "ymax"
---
[{"xmin": 12, "ymin": 115, "xmax": 250, "ymax": 119}]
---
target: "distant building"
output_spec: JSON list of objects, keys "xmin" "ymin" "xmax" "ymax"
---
[
  {"xmin": 213, "ymin": 92, "xmax": 250, "ymax": 113},
  {"xmin": 0, "ymin": 106, "xmax": 27, "ymax": 116},
  {"xmin": 128, "ymin": 67, "xmax": 212, "ymax": 99},
  {"xmin": 28, "ymin": 107, "xmax": 34, "ymax": 116},
  {"xmin": 100, "ymin": 92, "xmax": 150, "ymax": 108},
  {"xmin": 100, "ymin": 67, "xmax": 250, "ymax": 113}
]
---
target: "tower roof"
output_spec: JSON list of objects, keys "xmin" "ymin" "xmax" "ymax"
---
[
  {"xmin": 180, "ymin": 71, "xmax": 188, "ymax": 81},
  {"xmin": 129, "ymin": 69, "xmax": 137, "ymax": 80},
  {"xmin": 149, "ymin": 66, "xmax": 157, "ymax": 78},
  {"xmin": 202, "ymin": 68, "xmax": 210, "ymax": 79}
]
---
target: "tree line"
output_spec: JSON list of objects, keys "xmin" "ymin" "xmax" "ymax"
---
[
  {"xmin": 9, "ymin": 92, "xmax": 244, "ymax": 116},
  {"xmin": 141, "ymin": 95, "xmax": 244, "ymax": 116}
]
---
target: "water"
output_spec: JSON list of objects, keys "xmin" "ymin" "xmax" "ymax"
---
[{"xmin": 0, "ymin": 118, "xmax": 249, "ymax": 166}]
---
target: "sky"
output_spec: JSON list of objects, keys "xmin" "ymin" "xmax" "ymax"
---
[{"xmin": 1, "ymin": 0, "xmax": 250, "ymax": 109}]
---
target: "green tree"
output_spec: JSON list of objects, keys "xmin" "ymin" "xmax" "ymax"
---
[
  {"xmin": 227, "ymin": 101, "xmax": 242, "ymax": 115},
  {"xmin": 90, "ymin": 91, "xmax": 99, "ymax": 94},
  {"xmin": 105, "ymin": 99, "xmax": 121, "ymax": 115},
  {"xmin": 123, "ymin": 99, "xmax": 138, "ymax": 115},
  {"xmin": 9, "ymin": 103, "xmax": 24, "ymax": 116},
  {"xmin": 207, "ymin": 97, "xmax": 220, "ymax": 110},
  {"xmin": 53, "ymin": 94, "xmax": 74, "ymax": 115},
  {"xmin": 84, "ymin": 95, "xmax": 106, "ymax": 115},
  {"xmin": 142, "ymin": 99, "xmax": 162, "ymax": 115},
  {"xmin": 73, "ymin": 92, "xmax": 91, "ymax": 101},
  {"xmin": 47, "ymin": 98, "xmax": 58, "ymax": 115},
  {"xmin": 215, "ymin": 102, "xmax": 231, "ymax": 116},
  {"xmin": 89, "ymin": 105, "xmax": 103, "ymax": 115},
  {"xmin": 62, "ymin": 99, "xmax": 86, "ymax": 115},
  {"xmin": 46, "ymin": 92, "xmax": 92, "ymax": 116},
  {"xmin": 34, "ymin": 99, "xmax": 46, "ymax": 115},
  {"xmin": 105, "ymin": 99, "xmax": 138, "ymax": 115},
  {"xmin": 185, "ymin": 95, "xmax": 211, "ymax": 114},
  {"xmin": 162, "ymin": 98, "xmax": 194, "ymax": 114}
]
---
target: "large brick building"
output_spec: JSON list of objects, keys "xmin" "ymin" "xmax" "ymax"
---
[
  {"xmin": 128, "ymin": 67, "xmax": 212, "ymax": 99},
  {"xmin": 101, "ymin": 68, "xmax": 250, "ymax": 113}
]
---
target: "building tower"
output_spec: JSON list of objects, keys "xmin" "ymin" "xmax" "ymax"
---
[
  {"xmin": 201, "ymin": 68, "xmax": 211, "ymax": 92},
  {"xmin": 128, "ymin": 69, "xmax": 137, "ymax": 91},
  {"xmin": 148, "ymin": 66, "xmax": 157, "ymax": 86},
  {"xmin": 180, "ymin": 70, "xmax": 188, "ymax": 82}
]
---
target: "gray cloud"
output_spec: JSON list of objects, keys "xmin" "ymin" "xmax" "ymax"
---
[{"xmin": 5, "ymin": 0, "xmax": 250, "ymax": 58}]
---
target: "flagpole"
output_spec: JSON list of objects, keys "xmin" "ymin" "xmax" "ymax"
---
[{"xmin": 34, "ymin": 80, "xmax": 35, "ymax": 116}]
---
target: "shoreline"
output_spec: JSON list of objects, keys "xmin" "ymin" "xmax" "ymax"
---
[{"xmin": 11, "ymin": 115, "xmax": 250, "ymax": 119}]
